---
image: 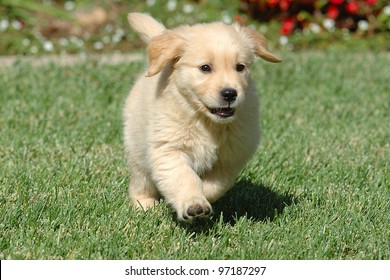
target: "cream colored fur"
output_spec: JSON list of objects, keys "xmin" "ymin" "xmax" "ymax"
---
[{"xmin": 124, "ymin": 13, "xmax": 281, "ymax": 221}]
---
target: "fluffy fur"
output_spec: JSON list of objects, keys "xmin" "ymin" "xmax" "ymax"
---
[{"xmin": 124, "ymin": 13, "xmax": 281, "ymax": 221}]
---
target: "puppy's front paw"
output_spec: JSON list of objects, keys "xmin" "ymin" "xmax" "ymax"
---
[{"xmin": 176, "ymin": 198, "xmax": 213, "ymax": 222}]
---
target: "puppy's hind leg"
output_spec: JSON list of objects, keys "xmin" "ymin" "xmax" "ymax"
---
[{"xmin": 128, "ymin": 166, "xmax": 160, "ymax": 210}]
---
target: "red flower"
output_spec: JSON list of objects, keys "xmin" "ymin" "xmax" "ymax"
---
[
  {"xmin": 267, "ymin": 0, "xmax": 279, "ymax": 8},
  {"xmin": 327, "ymin": 5, "xmax": 340, "ymax": 19},
  {"xmin": 365, "ymin": 0, "xmax": 377, "ymax": 5},
  {"xmin": 346, "ymin": 1, "xmax": 359, "ymax": 14},
  {"xmin": 280, "ymin": 17, "xmax": 295, "ymax": 35},
  {"xmin": 329, "ymin": 0, "xmax": 344, "ymax": 5},
  {"xmin": 279, "ymin": 0, "xmax": 291, "ymax": 11},
  {"xmin": 234, "ymin": 15, "xmax": 247, "ymax": 25}
]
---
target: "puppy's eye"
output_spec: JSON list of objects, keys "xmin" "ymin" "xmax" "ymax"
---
[
  {"xmin": 200, "ymin": 64, "xmax": 212, "ymax": 73},
  {"xmin": 236, "ymin": 64, "xmax": 246, "ymax": 72}
]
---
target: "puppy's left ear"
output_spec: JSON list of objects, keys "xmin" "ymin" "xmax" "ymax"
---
[
  {"xmin": 147, "ymin": 31, "xmax": 184, "ymax": 76},
  {"xmin": 244, "ymin": 27, "xmax": 282, "ymax": 63}
]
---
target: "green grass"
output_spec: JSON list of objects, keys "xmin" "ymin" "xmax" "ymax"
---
[{"xmin": 0, "ymin": 51, "xmax": 389, "ymax": 259}]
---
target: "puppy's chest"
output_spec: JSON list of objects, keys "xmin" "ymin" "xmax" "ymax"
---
[
  {"xmin": 178, "ymin": 131, "xmax": 220, "ymax": 175},
  {"xmin": 181, "ymin": 128, "xmax": 224, "ymax": 175}
]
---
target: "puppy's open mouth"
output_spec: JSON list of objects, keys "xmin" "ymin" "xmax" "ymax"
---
[{"xmin": 208, "ymin": 107, "xmax": 236, "ymax": 118}]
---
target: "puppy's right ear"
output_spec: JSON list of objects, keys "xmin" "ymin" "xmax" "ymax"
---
[
  {"xmin": 147, "ymin": 31, "xmax": 184, "ymax": 77},
  {"xmin": 244, "ymin": 27, "xmax": 282, "ymax": 63},
  {"xmin": 128, "ymin": 13, "xmax": 166, "ymax": 44}
]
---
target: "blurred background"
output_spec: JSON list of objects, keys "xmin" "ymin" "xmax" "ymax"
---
[{"xmin": 0, "ymin": 0, "xmax": 389, "ymax": 56}]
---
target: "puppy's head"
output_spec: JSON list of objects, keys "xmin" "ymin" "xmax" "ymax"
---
[{"xmin": 146, "ymin": 21, "xmax": 281, "ymax": 123}]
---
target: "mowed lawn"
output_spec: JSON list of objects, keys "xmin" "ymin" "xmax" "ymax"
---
[{"xmin": 0, "ymin": 51, "xmax": 388, "ymax": 259}]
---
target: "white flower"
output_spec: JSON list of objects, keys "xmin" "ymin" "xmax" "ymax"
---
[
  {"xmin": 111, "ymin": 28, "xmax": 125, "ymax": 44},
  {"xmin": 146, "ymin": 0, "xmax": 156, "ymax": 7},
  {"xmin": 309, "ymin": 23, "xmax": 321, "ymax": 34},
  {"xmin": 279, "ymin": 36, "xmax": 289, "ymax": 46},
  {"xmin": 358, "ymin": 20, "xmax": 369, "ymax": 31},
  {"xmin": 43, "ymin": 41, "xmax": 54, "ymax": 52},
  {"xmin": 0, "ymin": 19, "xmax": 9, "ymax": 32},
  {"xmin": 167, "ymin": 0, "xmax": 177, "ymax": 12},
  {"xmin": 383, "ymin": 5, "xmax": 390, "ymax": 16},
  {"xmin": 12, "ymin": 20, "xmax": 23, "ymax": 30},
  {"xmin": 115, "ymin": 28, "xmax": 124, "ymax": 37},
  {"xmin": 59, "ymin": 37, "xmax": 69, "ymax": 46},
  {"xmin": 76, "ymin": 39, "xmax": 84, "ymax": 47},
  {"xmin": 70, "ymin": 36, "xmax": 84, "ymax": 47},
  {"xmin": 64, "ymin": 1, "xmax": 75, "ymax": 11},
  {"xmin": 112, "ymin": 33, "xmax": 122, "ymax": 44},
  {"xmin": 33, "ymin": 31, "xmax": 44, "ymax": 42},
  {"xmin": 102, "ymin": 35, "xmax": 110, "ymax": 44},
  {"xmin": 221, "ymin": 12, "xmax": 232, "ymax": 24},
  {"xmin": 323, "ymin": 19, "xmax": 335, "ymax": 32},
  {"xmin": 93, "ymin": 41, "xmax": 104, "ymax": 50},
  {"xmin": 22, "ymin": 38, "xmax": 30, "ymax": 46},
  {"xmin": 183, "ymin": 4, "xmax": 194, "ymax": 14},
  {"xmin": 105, "ymin": 24, "xmax": 113, "ymax": 33},
  {"xmin": 30, "ymin": 45, "xmax": 38, "ymax": 54}
]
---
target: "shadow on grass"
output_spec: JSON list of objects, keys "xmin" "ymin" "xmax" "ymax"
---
[
  {"xmin": 181, "ymin": 180, "xmax": 295, "ymax": 233},
  {"xmin": 213, "ymin": 180, "xmax": 295, "ymax": 224}
]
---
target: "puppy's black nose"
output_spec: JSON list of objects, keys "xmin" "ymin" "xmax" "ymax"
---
[{"xmin": 221, "ymin": 88, "xmax": 237, "ymax": 102}]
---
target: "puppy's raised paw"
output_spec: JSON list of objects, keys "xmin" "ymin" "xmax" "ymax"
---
[{"xmin": 177, "ymin": 198, "xmax": 213, "ymax": 222}]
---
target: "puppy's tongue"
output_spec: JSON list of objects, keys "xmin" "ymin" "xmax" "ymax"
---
[{"xmin": 211, "ymin": 107, "xmax": 235, "ymax": 118}]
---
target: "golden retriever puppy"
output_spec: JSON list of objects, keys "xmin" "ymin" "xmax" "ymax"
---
[{"xmin": 124, "ymin": 13, "xmax": 281, "ymax": 221}]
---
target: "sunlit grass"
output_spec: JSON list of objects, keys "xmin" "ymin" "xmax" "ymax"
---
[{"xmin": 0, "ymin": 51, "xmax": 388, "ymax": 259}]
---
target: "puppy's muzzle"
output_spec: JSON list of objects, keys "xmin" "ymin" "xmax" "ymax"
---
[
  {"xmin": 221, "ymin": 88, "xmax": 237, "ymax": 103},
  {"xmin": 209, "ymin": 107, "xmax": 235, "ymax": 118},
  {"xmin": 207, "ymin": 88, "xmax": 238, "ymax": 119}
]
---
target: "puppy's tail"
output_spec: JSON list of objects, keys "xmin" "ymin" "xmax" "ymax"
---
[{"xmin": 128, "ymin": 13, "xmax": 166, "ymax": 44}]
